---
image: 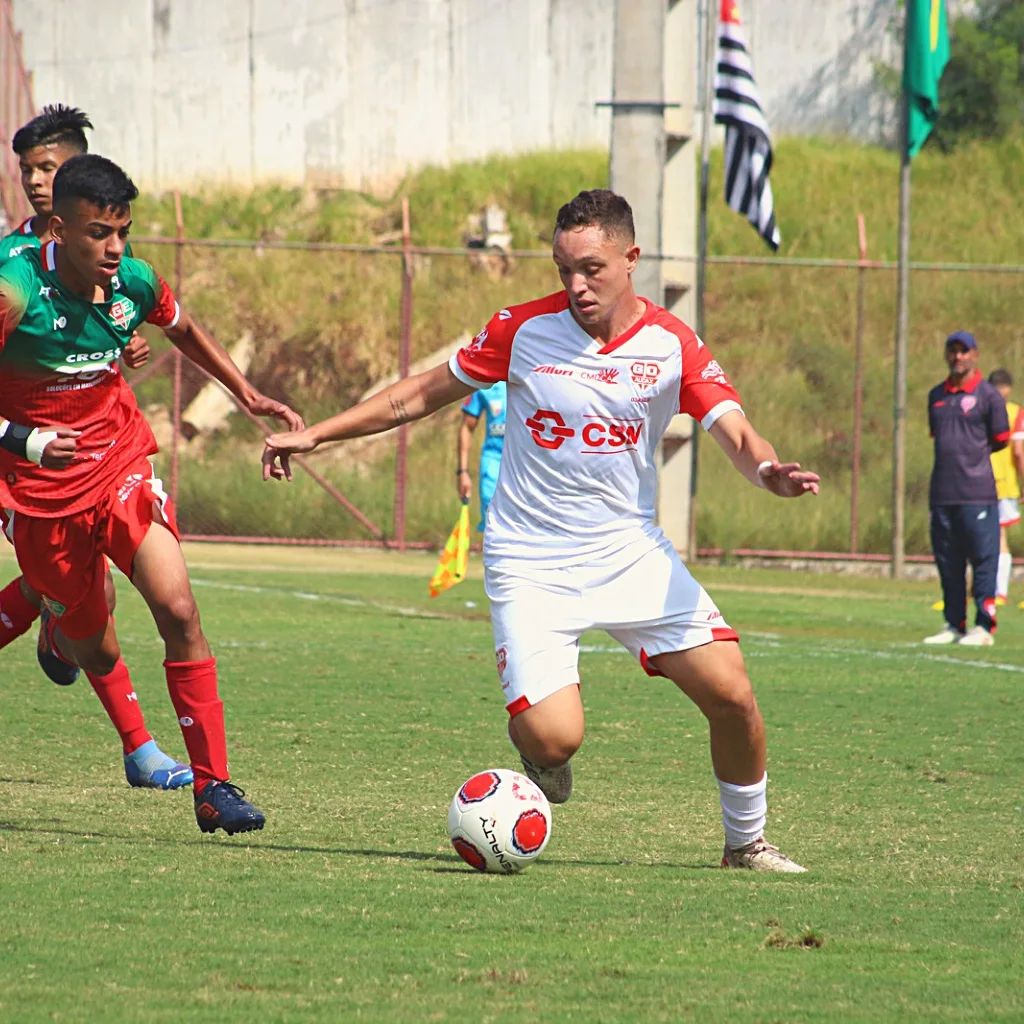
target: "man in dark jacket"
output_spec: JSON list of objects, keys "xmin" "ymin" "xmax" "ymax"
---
[{"xmin": 924, "ymin": 330, "xmax": 1009, "ymax": 646}]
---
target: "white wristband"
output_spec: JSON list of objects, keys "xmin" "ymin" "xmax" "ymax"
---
[
  {"xmin": 25, "ymin": 428, "xmax": 59, "ymax": 465},
  {"xmin": 756, "ymin": 460, "xmax": 773, "ymax": 487}
]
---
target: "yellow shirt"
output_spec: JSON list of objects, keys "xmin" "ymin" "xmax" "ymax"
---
[{"xmin": 991, "ymin": 400, "xmax": 1024, "ymax": 499}]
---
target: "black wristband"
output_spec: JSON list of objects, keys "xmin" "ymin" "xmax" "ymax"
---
[
  {"xmin": 456, "ymin": 468, "xmax": 469, "ymax": 475},
  {"xmin": 0, "ymin": 421, "xmax": 32, "ymax": 459}
]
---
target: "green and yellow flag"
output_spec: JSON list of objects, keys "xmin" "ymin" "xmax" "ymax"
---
[
  {"xmin": 904, "ymin": 0, "xmax": 950, "ymax": 157},
  {"xmin": 429, "ymin": 503, "xmax": 471, "ymax": 597}
]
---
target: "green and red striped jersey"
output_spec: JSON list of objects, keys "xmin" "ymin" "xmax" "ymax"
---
[{"xmin": 0, "ymin": 241, "xmax": 178, "ymax": 516}]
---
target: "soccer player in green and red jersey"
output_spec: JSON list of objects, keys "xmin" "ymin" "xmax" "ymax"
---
[
  {"xmin": 0, "ymin": 106, "xmax": 192, "ymax": 790},
  {"xmin": 0, "ymin": 153, "xmax": 303, "ymax": 834}
]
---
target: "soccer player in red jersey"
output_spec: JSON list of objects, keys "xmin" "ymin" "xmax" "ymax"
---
[
  {"xmin": 0, "ymin": 107, "xmax": 197, "ymax": 789},
  {"xmin": 263, "ymin": 190, "xmax": 819, "ymax": 871},
  {"xmin": 0, "ymin": 153, "xmax": 303, "ymax": 834}
]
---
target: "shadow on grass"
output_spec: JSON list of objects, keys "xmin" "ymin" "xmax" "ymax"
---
[{"xmin": 0, "ymin": 819, "xmax": 723, "ymax": 870}]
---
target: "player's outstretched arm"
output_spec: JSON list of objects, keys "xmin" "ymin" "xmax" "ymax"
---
[
  {"xmin": 709, "ymin": 409, "xmax": 820, "ymax": 497},
  {"xmin": 162, "ymin": 310, "xmax": 304, "ymax": 431},
  {"xmin": 263, "ymin": 362, "xmax": 475, "ymax": 482}
]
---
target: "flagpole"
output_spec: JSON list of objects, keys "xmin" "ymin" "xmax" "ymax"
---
[
  {"xmin": 891, "ymin": 62, "xmax": 911, "ymax": 580},
  {"xmin": 690, "ymin": 0, "xmax": 717, "ymax": 558}
]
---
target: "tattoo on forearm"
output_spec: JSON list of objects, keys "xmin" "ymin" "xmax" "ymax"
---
[{"xmin": 389, "ymin": 396, "xmax": 408, "ymax": 424}]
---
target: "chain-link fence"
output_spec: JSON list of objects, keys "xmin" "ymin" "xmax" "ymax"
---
[{"xmin": 127, "ymin": 201, "xmax": 1024, "ymax": 558}]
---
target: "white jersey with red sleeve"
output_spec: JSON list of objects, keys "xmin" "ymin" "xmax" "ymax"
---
[{"xmin": 448, "ymin": 290, "xmax": 743, "ymax": 569}]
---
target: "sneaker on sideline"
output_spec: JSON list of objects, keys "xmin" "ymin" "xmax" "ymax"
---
[
  {"xmin": 721, "ymin": 837, "xmax": 807, "ymax": 873},
  {"xmin": 958, "ymin": 625, "xmax": 994, "ymax": 647},
  {"xmin": 923, "ymin": 625, "xmax": 964, "ymax": 645}
]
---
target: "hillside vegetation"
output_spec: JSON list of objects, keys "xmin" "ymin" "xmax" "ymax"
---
[{"xmin": 128, "ymin": 137, "xmax": 1024, "ymax": 553}]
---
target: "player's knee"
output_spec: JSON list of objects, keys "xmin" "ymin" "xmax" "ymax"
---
[
  {"xmin": 702, "ymin": 680, "xmax": 760, "ymax": 724},
  {"xmin": 74, "ymin": 643, "xmax": 120, "ymax": 677},
  {"xmin": 151, "ymin": 594, "xmax": 203, "ymax": 643},
  {"xmin": 510, "ymin": 717, "xmax": 583, "ymax": 767}
]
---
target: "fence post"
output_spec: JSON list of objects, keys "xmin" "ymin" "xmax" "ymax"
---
[
  {"xmin": 170, "ymin": 191, "xmax": 184, "ymax": 505},
  {"xmin": 850, "ymin": 213, "xmax": 867, "ymax": 552},
  {"xmin": 393, "ymin": 197, "xmax": 413, "ymax": 550}
]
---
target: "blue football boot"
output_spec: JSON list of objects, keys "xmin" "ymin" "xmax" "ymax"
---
[
  {"xmin": 194, "ymin": 781, "xmax": 265, "ymax": 835},
  {"xmin": 37, "ymin": 607, "xmax": 80, "ymax": 686},
  {"xmin": 124, "ymin": 739, "xmax": 194, "ymax": 790}
]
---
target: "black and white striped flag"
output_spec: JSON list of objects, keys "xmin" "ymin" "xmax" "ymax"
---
[{"xmin": 713, "ymin": 0, "xmax": 780, "ymax": 251}]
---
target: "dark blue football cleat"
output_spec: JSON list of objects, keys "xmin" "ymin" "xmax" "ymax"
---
[
  {"xmin": 124, "ymin": 739, "xmax": 194, "ymax": 790},
  {"xmin": 37, "ymin": 607, "xmax": 80, "ymax": 686},
  {"xmin": 194, "ymin": 781, "xmax": 266, "ymax": 836}
]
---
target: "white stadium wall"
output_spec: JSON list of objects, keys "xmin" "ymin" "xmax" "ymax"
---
[{"xmin": 13, "ymin": 0, "xmax": 928, "ymax": 191}]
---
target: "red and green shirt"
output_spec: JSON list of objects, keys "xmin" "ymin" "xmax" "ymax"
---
[{"xmin": 0, "ymin": 241, "xmax": 178, "ymax": 516}]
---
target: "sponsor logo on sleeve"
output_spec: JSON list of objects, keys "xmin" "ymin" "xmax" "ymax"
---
[{"xmin": 700, "ymin": 359, "xmax": 729, "ymax": 385}]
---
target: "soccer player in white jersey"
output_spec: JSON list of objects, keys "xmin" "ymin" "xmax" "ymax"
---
[{"xmin": 262, "ymin": 190, "xmax": 820, "ymax": 872}]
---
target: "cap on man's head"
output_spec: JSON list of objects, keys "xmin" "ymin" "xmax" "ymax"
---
[{"xmin": 945, "ymin": 330, "xmax": 977, "ymax": 350}]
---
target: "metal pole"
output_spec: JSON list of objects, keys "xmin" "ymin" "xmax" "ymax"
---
[
  {"xmin": 393, "ymin": 196, "xmax": 412, "ymax": 551},
  {"xmin": 851, "ymin": 212, "xmax": 867, "ymax": 552},
  {"xmin": 892, "ymin": 97, "xmax": 911, "ymax": 579},
  {"xmin": 690, "ymin": 0, "xmax": 717, "ymax": 558}
]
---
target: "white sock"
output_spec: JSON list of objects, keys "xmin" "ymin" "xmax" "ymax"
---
[
  {"xmin": 717, "ymin": 773, "xmax": 767, "ymax": 849},
  {"xmin": 997, "ymin": 552, "xmax": 1012, "ymax": 599}
]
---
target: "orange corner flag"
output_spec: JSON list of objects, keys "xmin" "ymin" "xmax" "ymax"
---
[{"xmin": 429, "ymin": 503, "xmax": 471, "ymax": 597}]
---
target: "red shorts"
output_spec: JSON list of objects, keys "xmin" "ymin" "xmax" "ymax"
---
[{"xmin": 4, "ymin": 460, "xmax": 179, "ymax": 639}]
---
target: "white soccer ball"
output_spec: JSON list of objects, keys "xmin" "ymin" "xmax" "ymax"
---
[{"xmin": 447, "ymin": 768, "xmax": 552, "ymax": 874}]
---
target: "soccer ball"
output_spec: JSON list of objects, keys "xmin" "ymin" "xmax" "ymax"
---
[{"xmin": 447, "ymin": 768, "xmax": 552, "ymax": 873}]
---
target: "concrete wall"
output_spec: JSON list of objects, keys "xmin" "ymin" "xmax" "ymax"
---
[{"xmin": 12, "ymin": 0, "xmax": 930, "ymax": 191}]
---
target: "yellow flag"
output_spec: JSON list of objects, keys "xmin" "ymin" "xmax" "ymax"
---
[{"xmin": 429, "ymin": 503, "xmax": 471, "ymax": 597}]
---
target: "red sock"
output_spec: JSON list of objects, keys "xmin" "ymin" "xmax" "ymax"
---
[
  {"xmin": 0, "ymin": 576, "xmax": 39, "ymax": 650},
  {"xmin": 85, "ymin": 659, "xmax": 152, "ymax": 755},
  {"xmin": 165, "ymin": 657, "xmax": 228, "ymax": 793}
]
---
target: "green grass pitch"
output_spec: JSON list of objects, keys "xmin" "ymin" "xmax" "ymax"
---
[{"xmin": 1, "ymin": 545, "xmax": 1021, "ymax": 1023}]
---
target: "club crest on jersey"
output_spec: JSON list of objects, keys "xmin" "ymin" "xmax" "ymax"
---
[
  {"xmin": 109, "ymin": 297, "xmax": 136, "ymax": 330},
  {"xmin": 700, "ymin": 360, "xmax": 729, "ymax": 385},
  {"xmin": 960, "ymin": 396, "xmax": 977, "ymax": 414},
  {"xmin": 630, "ymin": 361, "xmax": 660, "ymax": 390}
]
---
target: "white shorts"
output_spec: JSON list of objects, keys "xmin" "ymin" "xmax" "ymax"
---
[
  {"xmin": 486, "ymin": 537, "xmax": 738, "ymax": 715},
  {"xmin": 998, "ymin": 497, "xmax": 1020, "ymax": 528}
]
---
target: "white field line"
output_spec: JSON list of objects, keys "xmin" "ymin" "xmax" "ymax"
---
[
  {"xmin": 189, "ymin": 577, "xmax": 1024, "ymax": 674},
  {"xmin": 190, "ymin": 576, "xmax": 459, "ymax": 621}
]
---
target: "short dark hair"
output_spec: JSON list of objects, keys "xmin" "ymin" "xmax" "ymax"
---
[
  {"xmin": 554, "ymin": 189, "xmax": 635, "ymax": 243},
  {"xmin": 988, "ymin": 368, "xmax": 1013, "ymax": 388},
  {"xmin": 52, "ymin": 154, "xmax": 138, "ymax": 216},
  {"xmin": 12, "ymin": 104, "xmax": 92, "ymax": 156}
]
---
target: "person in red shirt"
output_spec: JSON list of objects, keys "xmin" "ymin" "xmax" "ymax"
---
[
  {"xmin": 0, "ymin": 153, "xmax": 303, "ymax": 833},
  {"xmin": 0, "ymin": 105, "xmax": 205, "ymax": 792}
]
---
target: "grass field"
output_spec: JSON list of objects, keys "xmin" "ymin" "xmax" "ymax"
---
[{"xmin": 1, "ymin": 545, "xmax": 1022, "ymax": 1023}]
